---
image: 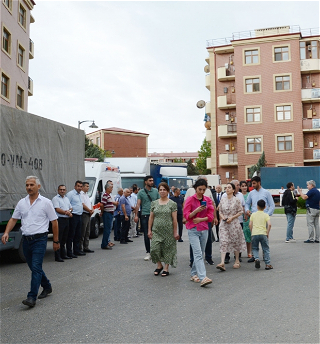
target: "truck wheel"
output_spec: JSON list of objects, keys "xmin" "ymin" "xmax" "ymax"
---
[
  {"xmin": 8, "ymin": 239, "xmax": 26, "ymax": 263},
  {"xmin": 90, "ymin": 216, "xmax": 100, "ymax": 239}
]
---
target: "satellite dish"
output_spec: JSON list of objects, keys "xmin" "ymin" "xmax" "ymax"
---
[
  {"xmin": 196, "ymin": 100, "xmax": 206, "ymax": 109},
  {"xmin": 204, "ymin": 65, "xmax": 210, "ymax": 73}
]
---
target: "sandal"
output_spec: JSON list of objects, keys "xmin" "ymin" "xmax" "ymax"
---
[
  {"xmin": 216, "ymin": 263, "xmax": 226, "ymax": 271},
  {"xmin": 233, "ymin": 262, "xmax": 241, "ymax": 269},
  {"xmin": 161, "ymin": 271, "xmax": 169, "ymax": 277},
  {"xmin": 154, "ymin": 267, "xmax": 163, "ymax": 276},
  {"xmin": 108, "ymin": 242, "xmax": 115, "ymax": 247},
  {"xmin": 248, "ymin": 254, "xmax": 252, "ymax": 258},
  {"xmin": 200, "ymin": 276, "xmax": 212, "ymax": 287},
  {"xmin": 265, "ymin": 264, "xmax": 273, "ymax": 270},
  {"xmin": 190, "ymin": 275, "xmax": 200, "ymax": 282}
]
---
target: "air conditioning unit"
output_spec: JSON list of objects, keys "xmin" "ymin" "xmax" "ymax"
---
[
  {"xmin": 225, "ymin": 63, "xmax": 229, "ymax": 69},
  {"xmin": 309, "ymin": 142, "xmax": 314, "ymax": 148},
  {"xmin": 225, "ymin": 114, "xmax": 229, "ymax": 121},
  {"xmin": 313, "ymin": 149, "xmax": 320, "ymax": 159},
  {"xmin": 226, "ymin": 172, "xmax": 230, "ymax": 178},
  {"xmin": 308, "ymin": 46, "xmax": 312, "ymax": 51},
  {"xmin": 224, "ymin": 87, "xmax": 228, "ymax": 93},
  {"xmin": 225, "ymin": 144, "xmax": 230, "ymax": 151}
]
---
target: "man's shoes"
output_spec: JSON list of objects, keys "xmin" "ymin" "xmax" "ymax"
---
[
  {"xmin": 289, "ymin": 239, "xmax": 296, "ymax": 243},
  {"xmin": 144, "ymin": 253, "xmax": 151, "ymax": 261},
  {"xmin": 120, "ymin": 241, "xmax": 127, "ymax": 244},
  {"xmin": 265, "ymin": 264, "xmax": 273, "ymax": 270},
  {"xmin": 285, "ymin": 239, "xmax": 290, "ymax": 243},
  {"xmin": 224, "ymin": 257, "xmax": 230, "ymax": 264},
  {"xmin": 61, "ymin": 255, "xmax": 72, "ymax": 259},
  {"xmin": 83, "ymin": 248, "xmax": 94, "ymax": 253},
  {"xmin": 215, "ymin": 239, "xmax": 219, "ymax": 242},
  {"xmin": 304, "ymin": 240, "xmax": 314, "ymax": 243},
  {"xmin": 248, "ymin": 257, "xmax": 255, "ymax": 263},
  {"xmin": 206, "ymin": 258, "xmax": 214, "ymax": 265},
  {"xmin": 55, "ymin": 257, "xmax": 64, "ymax": 262},
  {"xmin": 126, "ymin": 239, "xmax": 133, "ymax": 243},
  {"xmin": 22, "ymin": 297, "xmax": 36, "ymax": 307},
  {"xmin": 70, "ymin": 253, "xmax": 78, "ymax": 258},
  {"xmin": 74, "ymin": 251, "xmax": 86, "ymax": 256},
  {"xmin": 189, "ymin": 262, "xmax": 193, "ymax": 268},
  {"xmin": 38, "ymin": 287, "xmax": 52, "ymax": 299},
  {"xmin": 255, "ymin": 259, "xmax": 260, "ymax": 269},
  {"xmin": 178, "ymin": 239, "xmax": 184, "ymax": 242},
  {"xmin": 102, "ymin": 245, "xmax": 113, "ymax": 249},
  {"xmin": 315, "ymin": 240, "xmax": 320, "ymax": 243},
  {"xmin": 133, "ymin": 235, "xmax": 139, "ymax": 238}
]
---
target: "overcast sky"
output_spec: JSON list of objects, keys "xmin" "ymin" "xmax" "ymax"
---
[{"xmin": 28, "ymin": 0, "xmax": 319, "ymax": 154}]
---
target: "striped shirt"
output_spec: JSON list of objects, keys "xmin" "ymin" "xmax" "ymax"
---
[{"xmin": 101, "ymin": 192, "xmax": 114, "ymax": 212}]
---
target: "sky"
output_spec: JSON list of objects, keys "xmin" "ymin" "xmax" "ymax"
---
[{"xmin": 28, "ymin": 0, "xmax": 319, "ymax": 154}]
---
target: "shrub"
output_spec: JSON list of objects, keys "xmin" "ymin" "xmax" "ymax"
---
[{"xmin": 297, "ymin": 196, "xmax": 306, "ymax": 209}]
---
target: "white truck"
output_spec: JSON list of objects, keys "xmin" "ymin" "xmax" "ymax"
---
[
  {"xmin": 84, "ymin": 160, "xmax": 121, "ymax": 238},
  {"xmin": 187, "ymin": 175, "xmax": 221, "ymax": 188}
]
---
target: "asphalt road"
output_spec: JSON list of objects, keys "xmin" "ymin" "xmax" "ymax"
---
[{"xmin": 1, "ymin": 215, "xmax": 319, "ymax": 344}]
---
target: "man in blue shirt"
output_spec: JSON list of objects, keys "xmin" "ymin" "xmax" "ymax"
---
[
  {"xmin": 66, "ymin": 181, "xmax": 85, "ymax": 257},
  {"xmin": 170, "ymin": 188, "xmax": 184, "ymax": 242},
  {"xmin": 113, "ymin": 188, "xmax": 123, "ymax": 241},
  {"xmin": 245, "ymin": 176, "xmax": 275, "ymax": 262},
  {"xmin": 119, "ymin": 188, "xmax": 132, "ymax": 244},
  {"xmin": 298, "ymin": 180, "xmax": 320, "ymax": 243}
]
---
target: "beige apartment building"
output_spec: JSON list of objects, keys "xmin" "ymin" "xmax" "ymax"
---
[
  {"xmin": 1, "ymin": 0, "xmax": 35, "ymax": 111},
  {"xmin": 204, "ymin": 25, "xmax": 320, "ymax": 184}
]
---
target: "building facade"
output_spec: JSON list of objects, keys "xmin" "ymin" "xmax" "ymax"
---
[
  {"xmin": 148, "ymin": 152, "xmax": 198, "ymax": 163},
  {"xmin": 86, "ymin": 127, "xmax": 149, "ymax": 157},
  {"xmin": 1, "ymin": 0, "xmax": 35, "ymax": 111},
  {"xmin": 204, "ymin": 25, "xmax": 320, "ymax": 184}
]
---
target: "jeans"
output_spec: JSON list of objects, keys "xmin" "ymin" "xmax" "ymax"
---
[
  {"xmin": 67, "ymin": 214, "xmax": 82, "ymax": 255},
  {"xmin": 188, "ymin": 228, "xmax": 208, "ymax": 281},
  {"xmin": 113, "ymin": 214, "xmax": 121, "ymax": 240},
  {"xmin": 286, "ymin": 213, "xmax": 296, "ymax": 240},
  {"xmin": 23, "ymin": 234, "xmax": 51, "ymax": 300},
  {"xmin": 190, "ymin": 223, "xmax": 212, "ymax": 264},
  {"xmin": 251, "ymin": 235, "xmax": 270, "ymax": 265},
  {"xmin": 101, "ymin": 212, "xmax": 113, "ymax": 248},
  {"xmin": 141, "ymin": 214, "xmax": 150, "ymax": 253},
  {"xmin": 306, "ymin": 208, "xmax": 320, "ymax": 241}
]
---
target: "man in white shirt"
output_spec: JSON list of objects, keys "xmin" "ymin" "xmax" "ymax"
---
[
  {"xmin": 80, "ymin": 182, "xmax": 94, "ymax": 253},
  {"xmin": 1, "ymin": 176, "xmax": 59, "ymax": 307},
  {"xmin": 128, "ymin": 187, "xmax": 138, "ymax": 238},
  {"xmin": 279, "ymin": 186, "xmax": 285, "ymax": 206}
]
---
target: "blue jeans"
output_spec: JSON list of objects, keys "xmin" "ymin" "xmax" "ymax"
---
[
  {"xmin": 190, "ymin": 223, "xmax": 212, "ymax": 264},
  {"xmin": 23, "ymin": 234, "xmax": 51, "ymax": 301},
  {"xmin": 188, "ymin": 228, "xmax": 208, "ymax": 281},
  {"xmin": 101, "ymin": 212, "xmax": 113, "ymax": 248},
  {"xmin": 251, "ymin": 235, "xmax": 270, "ymax": 265},
  {"xmin": 286, "ymin": 213, "xmax": 296, "ymax": 240}
]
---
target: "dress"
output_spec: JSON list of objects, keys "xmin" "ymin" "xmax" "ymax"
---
[
  {"xmin": 242, "ymin": 193, "xmax": 251, "ymax": 243},
  {"xmin": 150, "ymin": 199, "xmax": 178, "ymax": 267},
  {"xmin": 218, "ymin": 196, "xmax": 246, "ymax": 253}
]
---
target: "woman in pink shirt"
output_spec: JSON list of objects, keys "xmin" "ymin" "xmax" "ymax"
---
[{"xmin": 183, "ymin": 179, "xmax": 214, "ymax": 287}]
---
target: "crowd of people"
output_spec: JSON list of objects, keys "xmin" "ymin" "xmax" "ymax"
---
[{"xmin": 1, "ymin": 174, "xmax": 320, "ymax": 307}]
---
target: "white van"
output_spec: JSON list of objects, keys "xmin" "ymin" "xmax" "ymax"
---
[{"xmin": 85, "ymin": 160, "xmax": 122, "ymax": 238}]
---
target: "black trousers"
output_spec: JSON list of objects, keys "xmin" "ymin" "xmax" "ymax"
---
[
  {"xmin": 67, "ymin": 214, "xmax": 82, "ymax": 255},
  {"xmin": 57, "ymin": 217, "xmax": 69, "ymax": 248},
  {"xmin": 120, "ymin": 215, "xmax": 130, "ymax": 242},
  {"xmin": 177, "ymin": 213, "xmax": 183, "ymax": 238}
]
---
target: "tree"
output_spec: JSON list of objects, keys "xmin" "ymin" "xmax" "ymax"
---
[
  {"xmin": 85, "ymin": 137, "xmax": 112, "ymax": 162},
  {"xmin": 248, "ymin": 151, "xmax": 267, "ymax": 179},
  {"xmin": 196, "ymin": 138, "xmax": 211, "ymax": 175},
  {"xmin": 187, "ymin": 159, "xmax": 199, "ymax": 175},
  {"xmin": 173, "ymin": 158, "xmax": 184, "ymax": 163}
]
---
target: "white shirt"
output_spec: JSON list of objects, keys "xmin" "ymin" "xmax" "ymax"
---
[
  {"xmin": 279, "ymin": 189, "xmax": 285, "ymax": 194},
  {"xmin": 128, "ymin": 193, "xmax": 137, "ymax": 208},
  {"xmin": 52, "ymin": 194, "xmax": 72, "ymax": 218},
  {"xmin": 81, "ymin": 191, "xmax": 92, "ymax": 213},
  {"xmin": 12, "ymin": 194, "xmax": 57, "ymax": 235},
  {"xmin": 185, "ymin": 188, "xmax": 214, "ymax": 202},
  {"xmin": 222, "ymin": 191, "xmax": 245, "ymax": 223}
]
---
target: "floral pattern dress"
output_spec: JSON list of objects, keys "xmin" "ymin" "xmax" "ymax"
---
[
  {"xmin": 218, "ymin": 196, "xmax": 246, "ymax": 253},
  {"xmin": 150, "ymin": 199, "xmax": 178, "ymax": 268},
  {"xmin": 242, "ymin": 193, "xmax": 251, "ymax": 243}
]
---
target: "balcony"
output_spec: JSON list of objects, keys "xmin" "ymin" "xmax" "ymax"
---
[
  {"xmin": 302, "ymin": 118, "xmax": 320, "ymax": 132},
  {"xmin": 217, "ymin": 95, "xmax": 236, "ymax": 109},
  {"xmin": 206, "ymin": 129, "xmax": 211, "ymax": 142},
  {"xmin": 304, "ymin": 148, "xmax": 320, "ymax": 162},
  {"xmin": 301, "ymin": 88, "xmax": 320, "ymax": 103},
  {"xmin": 300, "ymin": 59, "xmax": 320, "ymax": 74},
  {"xmin": 29, "ymin": 39, "xmax": 34, "ymax": 59},
  {"xmin": 28, "ymin": 77, "xmax": 33, "ymax": 96},
  {"xmin": 219, "ymin": 153, "xmax": 238, "ymax": 166},
  {"xmin": 30, "ymin": 14, "xmax": 35, "ymax": 23},
  {"xmin": 205, "ymin": 101, "xmax": 211, "ymax": 115},
  {"xmin": 206, "ymin": 157, "xmax": 212, "ymax": 169},
  {"xmin": 218, "ymin": 124, "xmax": 237, "ymax": 138},
  {"xmin": 217, "ymin": 66, "xmax": 235, "ymax": 81},
  {"xmin": 205, "ymin": 74, "xmax": 210, "ymax": 90}
]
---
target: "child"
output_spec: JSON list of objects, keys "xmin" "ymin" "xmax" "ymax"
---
[{"xmin": 249, "ymin": 199, "xmax": 273, "ymax": 270}]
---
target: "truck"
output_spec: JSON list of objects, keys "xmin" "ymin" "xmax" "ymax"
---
[
  {"xmin": 104, "ymin": 157, "xmax": 150, "ymax": 189},
  {"xmin": 150, "ymin": 162, "xmax": 194, "ymax": 197},
  {"xmin": 0, "ymin": 105, "xmax": 85, "ymax": 262},
  {"xmin": 187, "ymin": 174, "xmax": 221, "ymax": 188},
  {"xmin": 259, "ymin": 166, "xmax": 320, "ymax": 203},
  {"xmin": 84, "ymin": 160, "xmax": 121, "ymax": 238}
]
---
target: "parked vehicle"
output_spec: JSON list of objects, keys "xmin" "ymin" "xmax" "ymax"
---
[
  {"xmin": 85, "ymin": 160, "xmax": 121, "ymax": 238},
  {"xmin": 187, "ymin": 175, "xmax": 221, "ymax": 188},
  {"xmin": 0, "ymin": 105, "xmax": 85, "ymax": 262}
]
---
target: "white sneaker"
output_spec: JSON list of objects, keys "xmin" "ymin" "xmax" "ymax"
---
[
  {"xmin": 285, "ymin": 240, "xmax": 290, "ymax": 243},
  {"xmin": 289, "ymin": 239, "xmax": 296, "ymax": 243},
  {"xmin": 144, "ymin": 253, "xmax": 151, "ymax": 261}
]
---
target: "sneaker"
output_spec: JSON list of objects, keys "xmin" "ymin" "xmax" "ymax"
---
[
  {"xmin": 285, "ymin": 239, "xmax": 290, "ymax": 243},
  {"xmin": 289, "ymin": 239, "xmax": 296, "ymax": 243},
  {"xmin": 206, "ymin": 258, "xmax": 214, "ymax": 265},
  {"xmin": 248, "ymin": 257, "xmax": 255, "ymax": 263},
  {"xmin": 315, "ymin": 240, "xmax": 319, "ymax": 243},
  {"xmin": 224, "ymin": 257, "xmax": 230, "ymax": 264},
  {"xmin": 255, "ymin": 259, "xmax": 260, "ymax": 269},
  {"xmin": 304, "ymin": 240, "xmax": 314, "ymax": 243},
  {"xmin": 144, "ymin": 253, "xmax": 151, "ymax": 261}
]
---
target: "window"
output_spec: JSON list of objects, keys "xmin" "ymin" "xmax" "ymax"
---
[
  {"xmin": 1, "ymin": 73, "xmax": 10, "ymax": 100},
  {"xmin": 245, "ymin": 49, "xmax": 259, "ymax": 64},
  {"xmin": 19, "ymin": 3, "xmax": 26, "ymax": 29},
  {"xmin": 275, "ymin": 75, "xmax": 290, "ymax": 91},
  {"xmin": 274, "ymin": 46, "xmax": 289, "ymax": 61},
  {"xmin": 17, "ymin": 44, "xmax": 25, "ymax": 69},
  {"xmin": 245, "ymin": 78, "xmax": 260, "ymax": 93},
  {"xmin": 96, "ymin": 137, "xmax": 100, "ymax": 146},
  {"xmin": 247, "ymin": 137, "xmax": 261, "ymax": 153},
  {"xmin": 300, "ymin": 41, "xmax": 320, "ymax": 59},
  {"xmin": 277, "ymin": 135, "xmax": 293, "ymax": 151},
  {"xmin": 17, "ymin": 86, "xmax": 24, "ymax": 109},
  {"xmin": 246, "ymin": 107, "xmax": 261, "ymax": 123},
  {"xmin": 3, "ymin": 0, "xmax": 12, "ymax": 11},
  {"xmin": 276, "ymin": 105, "xmax": 292, "ymax": 121},
  {"xmin": 2, "ymin": 27, "xmax": 11, "ymax": 55}
]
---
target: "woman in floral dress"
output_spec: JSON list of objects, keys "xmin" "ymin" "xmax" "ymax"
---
[
  {"xmin": 240, "ymin": 181, "xmax": 252, "ymax": 258},
  {"xmin": 216, "ymin": 183, "xmax": 246, "ymax": 271},
  {"xmin": 148, "ymin": 182, "xmax": 179, "ymax": 277}
]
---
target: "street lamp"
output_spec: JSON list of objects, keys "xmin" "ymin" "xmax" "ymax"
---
[{"xmin": 78, "ymin": 120, "xmax": 98, "ymax": 129}]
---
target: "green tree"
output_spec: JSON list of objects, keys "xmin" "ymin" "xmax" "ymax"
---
[
  {"xmin": 196, "ymin": 138, "xmax": 211, "ymax": 175},
  {"xmin": 187, "ymin": 159, "xmax": 199, "ymax": 175},
  {"xmin": 249, "ymin": 151, "xmax": 267, "ymax": 179},
  {"xmin": 85, "ymin": 137, "xmax": 112, "ymax": 162},
  {"xmin": 173, "ymin": 158, "xmax": 184, "ymax": 163}
]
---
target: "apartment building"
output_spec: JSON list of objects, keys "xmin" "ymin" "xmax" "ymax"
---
[
  {"xmin": 148, "ymin": 152, "xmax": 198, "ymax": 163},
  {"xmin": 204, "ymin": 25, "xmax": 320, "ymax": 184},
  {"xmin": 1, "ymin": 0, "xmax": 35, "ymax": 111}
]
